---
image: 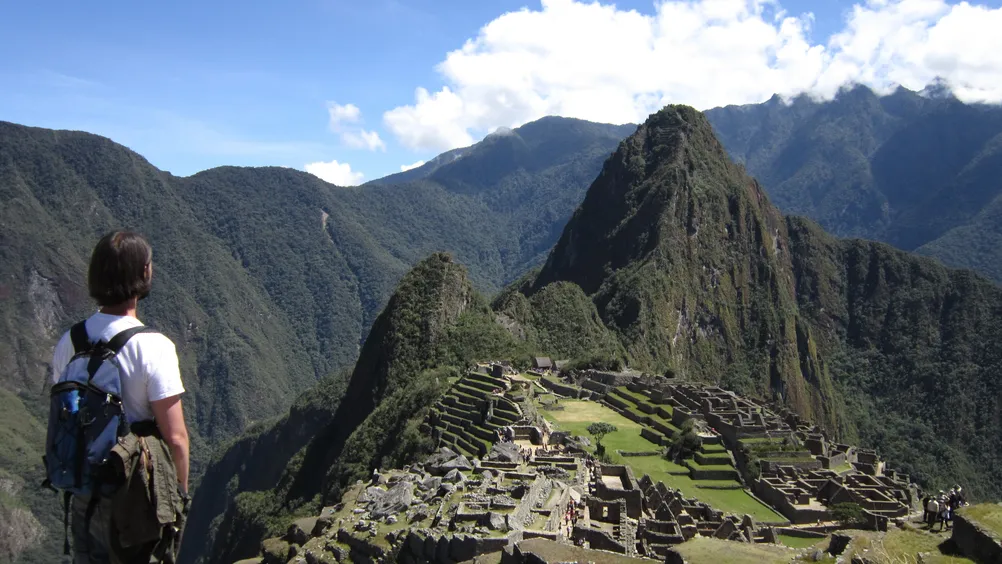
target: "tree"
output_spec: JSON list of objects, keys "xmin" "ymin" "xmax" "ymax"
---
[
  {"xmin": 587, "ymin": 422, "xmax": 618, "ymax": 456},
  {"xmin": 829, "ymin": 502, "xmax": 866, "ymax": 528}
]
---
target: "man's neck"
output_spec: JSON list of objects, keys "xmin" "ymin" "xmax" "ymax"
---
[{"xmin": 99, "ymin": 300, "xmax": 139, "ymax": 318}]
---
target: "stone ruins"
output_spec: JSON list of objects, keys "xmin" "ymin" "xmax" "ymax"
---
[{"xmin": 245, "ymin": 364, "xmax": 937, "ymax": 563}]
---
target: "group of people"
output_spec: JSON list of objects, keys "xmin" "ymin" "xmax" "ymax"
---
[
  {"xmin": 563, "ymin": 499, "xmax": 582, "ymax": 536},
  {"xmin": 922, "ymin": 487, "xmax": 967, "ymax": 531}
]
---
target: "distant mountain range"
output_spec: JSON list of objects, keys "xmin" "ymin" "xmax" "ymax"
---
[{"xmin": 705, "ymin": 84, "xmax": 1002, "ymax": 282}]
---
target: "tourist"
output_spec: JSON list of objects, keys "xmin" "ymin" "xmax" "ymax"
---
[
  {"xmin": 922, "ymin": 494, "xmax": 933, "ymax": 525},
  {"xmin": 927, "ymin": 496, "xmax": 940, "ymax": 528},
  {"xmin": 939, "ymin": 494, "xmax": 951, "ymax": 531},
  {"xmin": 48, "ymin": 232, "xmax": 190, "ymax": 563},
  {"xmin": 953, "ymin": 486, "xmax": 967, "ymax": 507}
]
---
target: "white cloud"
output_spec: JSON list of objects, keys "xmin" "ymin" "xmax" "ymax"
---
[
  {"xmin": 304, "ymin": 159, "xmax": 364, "ymax": 186},
  {"xmin": 326, "ymin": 102, "xmax": 386, "ymax": 151},
  {"xmin": 383, "ymin": 0, "xmax": 1002, "ymax": 152},
  {"xmin": 327, "ymin": 102, "xmax": 361, "ymax": 126},
  {"xmin": 400, "ymin": 160, "xmax": 426, "ymax": 172},
  {"xmin": 342, "ymin": 129, "xmax": 387, "ymax": 151}
]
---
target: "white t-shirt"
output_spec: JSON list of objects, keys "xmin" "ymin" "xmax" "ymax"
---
[{"xmin": 50, "ymin": 312, "xmax": 185, "ymax": 423}]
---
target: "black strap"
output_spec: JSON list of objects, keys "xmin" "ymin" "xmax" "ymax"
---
[
  {"xmin": 62, "ymin": 491, "xmax": 72, "ymax": 555},
  {"xmin": 70, "ymin": 322, "xmax": 91, "ymax": 354},
  {"xmin": 105, "ymin": 326, "xmax": 158, "ymax": 355},
  {"xmin": 130, "ymin": 420, "xmax": 161, "ymax": 437},
  {"xmin": 87, "ymin": 326, "xmax": 159, "ymax": 380},
  {"xmin": 83, "ymin": 482, "xmax": 102, "ymax": 555}
]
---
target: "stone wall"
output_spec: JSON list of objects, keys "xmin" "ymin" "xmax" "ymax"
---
[
  {"xmin": 539, "ymin": 377, "xmax": 586, "ymax": 399},
  {"xmin": 952, "ymin": 513, "xmax": 1002, "ymax": 563},
  {"xmin": 754, "ymin": 479, "xmax": 830, "ymax": 525},
  {"xmin": 640, "ymin": 427, "xmax": 667, "ymax": 446},
  {"xmin": 760, "ymin": 459, "xmax": 822, "ymax": 473},
  {"xmin": 581, "ymin": 370, "xmax": 637, "ymax": 387},
  {"xmin": 818, "ymin": 452, "xmax": 847, "ymax": 469},
  {"xmin": 594, "ymin": 465, "xmax": 644, "ymax": 519},
  {"xmin": 510, "ymin": 476, "xmax": 548, "ymax": 530}
]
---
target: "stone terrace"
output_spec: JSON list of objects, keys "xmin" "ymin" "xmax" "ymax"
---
[{"xmin": 243, "ymin": 370, "xmax": 927, "ymax": 563}]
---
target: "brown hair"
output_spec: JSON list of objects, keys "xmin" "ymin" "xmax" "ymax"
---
[{"xmin": 88, "ymin": 231, "xmax": 153, "ymax": 306}]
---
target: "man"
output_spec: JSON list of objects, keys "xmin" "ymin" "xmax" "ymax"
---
[
  {"xmin": 926, "ymin": 496, "xmax": 940, "ymax": 528},
  {"xmin": 50, "ymin": 231, "xmax": 189, "ymax": 563}
]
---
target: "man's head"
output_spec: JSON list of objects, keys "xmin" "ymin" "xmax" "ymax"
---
[{"xmin": 88, "ymin": 231, "xmax": 153, "ymax": 307}]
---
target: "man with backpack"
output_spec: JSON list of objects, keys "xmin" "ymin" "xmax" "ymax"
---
[{"xmin": 47, "ymin": 231, "xmax": 190, "ymax": 563}]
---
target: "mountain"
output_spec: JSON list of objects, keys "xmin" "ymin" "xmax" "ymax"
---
[
  {"xmin": 368, "ymin": 117, "xmax": 637, "ymax": 278},
  {"xmin": 704, "ymin": 85, "xmax": 1002, "ymax": 283},
  {"xmin": 525, "ymin": 105, "xmax": 1002, "ymax": 502},
  {"xmin": 0, "ymin": 116, "xmax": 626, "ymax": 562},
  {"xmin": 186, "ymin": 254, "xmax": 532, "ymax": 563},
  {"xmin": 184, "ymin": 253, "xmax": 625, "ymax": 564},
  {"xmin": 195, "ymin": 105, "xmax": 1002, "ymax": 563}
]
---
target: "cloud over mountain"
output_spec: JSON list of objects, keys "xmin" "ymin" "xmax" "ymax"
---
[
  {"xmin": 304, "ymin": 158, "xmax": 365, "ymax": 185},
  {"xmin": 384, "ymin": 0, "xmax": 1002, "ymax": 151}
]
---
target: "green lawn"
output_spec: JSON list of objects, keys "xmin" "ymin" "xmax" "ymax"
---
[
  {"xmin": 541, "ymin": 400, "xmax": 787, "ymax": 523},
  {"xmin": 776, "ymin": 534, "xmax": 826, "ymax": 549},
  {"xmin": 844, "ymin": 528, "xmax": 976, "ymax": 563},
  {"xmin": 960, "ymin": 504, "xmax": 1002, "ymax": 537},
  {"xmin": 694, "ymin": 480, "xmax": 745, "ymax": 488},
  {"xmin": 831, "ymin": 462, "xmax": 853, "ymax": 474},
  {"xmin": 541, "ymin": 399, "xmax": 651, "ymax": 455},
  {"xmin": 672, "ymin": 537, "xmax": 800, "ymax": 563},
  {"xmin": 687, "ymin": 460, "xmax": 735, "ymax": 471}
]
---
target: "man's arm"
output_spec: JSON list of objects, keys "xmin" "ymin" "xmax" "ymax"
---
[{"xmin": 151, "ymin": 395, "xmax": 190, "ymax": 493}]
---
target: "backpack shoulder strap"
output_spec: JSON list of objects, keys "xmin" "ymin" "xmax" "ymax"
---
[
  {"xmin": 70, "ymin": 322, "xmax": 91, "ymax": 353},
  {"xmin": 105, "ymin": 326, "xmax": 159, "ymax": 354}
]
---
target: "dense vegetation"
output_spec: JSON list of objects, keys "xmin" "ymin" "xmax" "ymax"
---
[
  {"xmin": 190, "ymin": 250, "xmax": 643, "ymax": 563},
  {"xmin": 0, "ymin": 116, "xmax": 628, "ymax": 562},
  {"xmin": 705, "ymin": 85, "xmax": 1002, "ymax": 283},
  {"xmin": 190, "ymin": 255, "xmax": 515, "ymax": 563},
  {"xmin": 523, "ymin": 105, "xmax": 1002, "ymax": 503}
]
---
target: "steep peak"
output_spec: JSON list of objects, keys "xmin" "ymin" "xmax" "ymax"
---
[{"xmin": 534, "ymin": 104, "xmax": 780, "ymax": 295}]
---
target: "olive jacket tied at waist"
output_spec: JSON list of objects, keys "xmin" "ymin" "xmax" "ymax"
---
[{"xmin": 108, "ymin": 428, "xmax": 186, "ymax": 561}]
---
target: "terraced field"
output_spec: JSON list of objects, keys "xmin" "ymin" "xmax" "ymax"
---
[
  {"xmin": 539, "ymin": 398, "xmax": 787, "ymax": 523},
  {"xmin": 426, "ymin": 371, "xmax": 522, "ymax": 458}
]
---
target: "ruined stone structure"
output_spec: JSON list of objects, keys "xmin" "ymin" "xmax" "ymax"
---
[{"xmin": 243, "ymin": 367, "xmax": 930, "ymax": 563}]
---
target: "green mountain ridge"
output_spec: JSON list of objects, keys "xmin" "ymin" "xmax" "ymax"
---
[
  {"xmin": 704, "ymin": 84, "xmax": 1002, "ymax": 283},
  {"xmin": 0, "ymin": 116, "xmax": 627, "ymax": 562},
  {"xmin": 527, "ymin": 105, "xmax": 1002, "ymax": 500}
]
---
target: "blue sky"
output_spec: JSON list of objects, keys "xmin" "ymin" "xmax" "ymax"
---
[{"xmin": 2, "ymin": 0, "xmax": 1001, "ymax": 183}]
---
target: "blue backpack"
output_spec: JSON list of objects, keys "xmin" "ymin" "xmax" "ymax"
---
[{"xmin": 44, "ymin": 322, "xmax": 156, "ymax": 552}]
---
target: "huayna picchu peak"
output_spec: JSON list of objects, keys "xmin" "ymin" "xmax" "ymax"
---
[{"xmin": 4, "ymin": 103, "xmax": 1002, "ymax": 563}]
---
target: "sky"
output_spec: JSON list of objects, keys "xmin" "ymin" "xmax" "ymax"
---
[{"xmin": 2, "ymin": 0, "xmax": 1002, "ymax": 185}]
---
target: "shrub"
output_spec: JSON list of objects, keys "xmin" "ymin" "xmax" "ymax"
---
[{"xmin": 829, "ymin": 502, "xmax": 866, "ymax": 527}]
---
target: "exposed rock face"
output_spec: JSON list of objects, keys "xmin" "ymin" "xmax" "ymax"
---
[
  {"xmin": 440, "ymin": 455, "xmax": 474, "ymax": 472},
  {"xmin": 366, "ymin": 483, "xmax": 415, "ymax": 520},
  {"xmin": 488, "ymin": 442, "xmax": 522, "ymax": 464},
  {"xmin": 0, "ymin": 503, "xmax": 43, "ymax": 562}
]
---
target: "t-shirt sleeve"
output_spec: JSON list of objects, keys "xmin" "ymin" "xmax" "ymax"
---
[
  {"xmin": 50, "ymin": 332, "xmax": 73, "ymax": 384},
  {"xmin": 146, "ymin": 335, "xmax": 185, "ymax": 402}
]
